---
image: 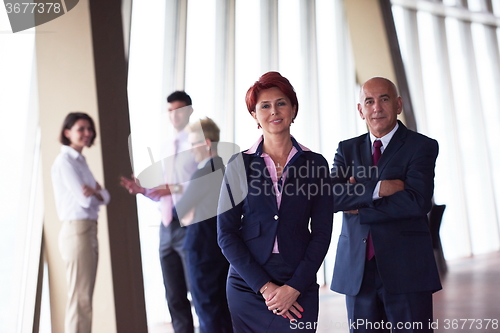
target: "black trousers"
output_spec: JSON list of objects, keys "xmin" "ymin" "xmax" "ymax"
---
[
  {"xmin": 159, "ymin": 220, "xmax": 194, "ymax": 333},
  {"xmin": 186, "ymin": 249, "xmax": 232, "ymax": 333},
  {"xmin": 346, "ymin": 258, "xmax": 433, "ymax": 333}
]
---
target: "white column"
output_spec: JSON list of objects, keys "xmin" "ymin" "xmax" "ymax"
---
[
  {"xmin": 260, "ymin": 0, "xmax": 279, "ymax": 73},
  {"xmin": 399, "ymin": 8, "xmax": 428, "ymax": 134},
  {"xmin": 162, "ymin": 0, "xmax": 188, "ymax": 97},
  {"xmin": 215, "ymin": 0, "xmax": 236, "ymax": 141}
]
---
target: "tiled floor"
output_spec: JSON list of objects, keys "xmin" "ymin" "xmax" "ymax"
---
[{"xmin": 151, "ymin": 251, "xmax": 500, "ymax": 332}]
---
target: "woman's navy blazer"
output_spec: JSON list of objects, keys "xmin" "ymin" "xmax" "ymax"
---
[{"xmin": 217, "ymin": 138, "xmax": 333, "ymax": 295}]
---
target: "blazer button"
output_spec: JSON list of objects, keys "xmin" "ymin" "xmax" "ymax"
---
[
  {"xmin": 274, "ymin": 215, "xmax": 279, "ymax": 220},
  {"xmin": 362, "ymin": 238, "xmax": 367, "ymax": 243}
]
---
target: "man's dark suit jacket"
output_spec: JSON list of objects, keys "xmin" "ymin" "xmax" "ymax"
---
[
  {"xmin": 331, "ymin": 121, "xmax": 442, "ymax": 296},
  {"xmin": 173, "ymin": 156, "xmax": 232, "ymax": 333},
  {"xmin": 174, "ymin": 156, "xmax": 226, "ymax": 255},
  {"xmin": 218, "ymin": 139, "xmax": 333, "ymax": 295}
]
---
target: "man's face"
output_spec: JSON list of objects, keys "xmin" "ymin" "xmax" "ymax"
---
[
  {"xmin": 357, "ymin": 78, "xmax": 402, "ymax": 138},
  {"xmin": 168, "ymin": 101, "xmax": 193, "ymax": 131},
  {"xmin": 188, "ymin": 132, "xmax": 208, "ymax": 163}
]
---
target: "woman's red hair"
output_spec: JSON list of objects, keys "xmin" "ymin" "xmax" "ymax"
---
[{"xmin": 245, "ymin": 71, "xmax": 299, "ymax": 119}]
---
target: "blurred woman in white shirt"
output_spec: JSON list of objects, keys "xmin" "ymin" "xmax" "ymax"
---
[{"xmin": 51, "ymin": 112, "xmax": 110, "ymax": 333}]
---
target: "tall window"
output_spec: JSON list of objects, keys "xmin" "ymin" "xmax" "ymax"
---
[
  {"xmin": 128, "ymin": 0, "xmax": 358, "ymax": 328},
  {"xmin": 128, "ymin": 0, "xmax": 171, "ymax": 329},
  {"xmin": 392, "ymin": 0, "xmax": 500, "ymax": 258},
  {"xmin": 185, "ymin": 0, "xmax": 216, "ymax": 122},
  {"xmin": 234, "ymin": 0, "xmax": 261, "ymax": 148},
  {"xmin": 0, "ymin": 6, "xmax": 44, "ymax": 332}
]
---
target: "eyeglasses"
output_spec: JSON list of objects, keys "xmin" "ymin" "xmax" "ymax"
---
[{"xmin": 190, "ymin": 140, "xmax": 206, "ymax": 148}]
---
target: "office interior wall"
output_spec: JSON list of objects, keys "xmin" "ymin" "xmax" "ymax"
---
[{"xmin": 36, "ymin": 1, "xmax": 116, "ymax": 332}]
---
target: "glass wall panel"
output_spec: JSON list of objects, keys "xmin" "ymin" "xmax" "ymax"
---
[
  {"xmin": 445, "ymin": 17, "xmax": 499, "ymax": 254},
  {"xmin": 392, "ymin": 0, "xmax": 500, "ymax": 259},
  {"xmin": 315, "ymin": 0, "xmax": 359, "ymax": 285},
  {"xmin": 278, "ymin": 0, "xmax": 307, "ymax": 145},
  {"xmin": 234, "ymin": 0, "xmax": 261, "ymax": 149},
  {"xmin": 128, "ymin": 0, "xmax": 172, "ymax": 329},
  {"xmin": 185, "ymin": 0, "xmax": 217, "ymax": 122},
  {"xmin": 471, "ymin": 22, "xmax": 500, "ymax": 237},
  {"xmin": 0, "ymin": 5, "xmax": 43, "ymax": 331}
]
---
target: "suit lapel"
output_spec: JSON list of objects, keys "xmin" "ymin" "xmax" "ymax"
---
[
  {"xmin": 283, "ymin": 153, "xmax": 306, "ymax": 184},
  {"xmin": 375, "ymin": 122, "xmax": 407, "ymax": 174},
  {"xmin": 360, "ymin": 134, "xmax": 372, "ymax": 169},
  {"xmin": 280, "ymin": 153, "xmax": 306, "ymax": 210},
  {"xmin": 251, "ymin": 156, "xmax": 272, "ymax": 185},
  {"xmin": 248, "ymin": 156, "xmax": 276, "ymax": 209}
]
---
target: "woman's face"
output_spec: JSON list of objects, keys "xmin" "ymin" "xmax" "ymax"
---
[
  {"xmin": 252, "ymin": 87, "xmax": 296, "ymax": 136},
  {"xmin": 64, "ymin": 119, "xmax": 94, "ymax": 151}
]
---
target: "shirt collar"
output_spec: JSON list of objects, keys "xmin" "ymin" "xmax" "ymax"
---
[
  {"xmin": 369, "ymin": 122, "xmax": 399, "ymax": 149},
  {"xmin": 244, "ymin": 135, "xmax": 311, "ymax": 156},
  {"xmin": 174, "ymin": 129, "xmax": 189, "ymax": 141},
  {"xmin": 197, "ymin": 157, "xmax": 211, "ymax": 169},
  {"xmin": 61, "ymin": 145, "xmax": 82, "ymax": 160}
]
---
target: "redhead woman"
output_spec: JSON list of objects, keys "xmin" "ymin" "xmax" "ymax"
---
[
  {"xmin": 51, "ymin": 112, "xmax": 110, "ymax": 333},
  {"xmin": 217, "ymin": 72, "xmax": 333, "ymax": 332}
]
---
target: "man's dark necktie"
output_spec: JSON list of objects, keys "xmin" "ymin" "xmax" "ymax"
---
[{"xmin": 366, "ymin": 140, "xmax": 382, "ymax": 260}]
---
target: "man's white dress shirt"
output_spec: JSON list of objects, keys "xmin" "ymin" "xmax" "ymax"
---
[
  {"xmin": 371, "ymin": 122, "xmax": 399, "ymax": 200},
  {"xmin": 148, "ymin": 129, "xmax": 197, "ymax": 225}
]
